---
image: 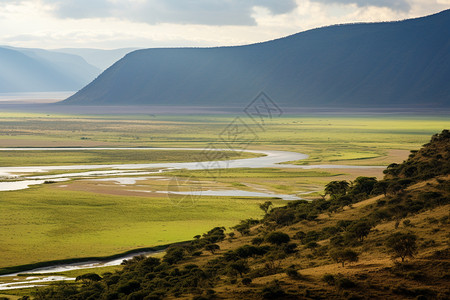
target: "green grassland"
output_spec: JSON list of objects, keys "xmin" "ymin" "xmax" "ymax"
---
[
  {"xmin": 0, "ymin": 149, "xmax": 259, "ymax": 167},
  {"xmin": 0, "ymin": 185, "xmax": 278, "ymax": 269},
  {"xmin": 0, "ymin": 113, "xmax": 448, "ymax": 164},
  {"xmin": 165, "ymin": 168, "xmax": 341, "ymax": 196},
  {"xmin": 0, "ymin": 112, "xmax": 448, "ymax": 273}
]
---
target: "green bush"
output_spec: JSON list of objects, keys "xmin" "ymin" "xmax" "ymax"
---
[
  {"xmin": 337, "ymin": 277, "xmax": 357, "ymax": 289},
  {"xmin": 265, "ymin": 231, "xmax": 290, "ymax": 245},
  {"xmin": 322, "ymin": 274, "xmax": 335, "ymax": 285},
  {"xmin": 261, "ymin": 281, "xmax": 286, "ymax": 299},
  {"xmin": 242, "ymin": 277, "xmax": 252, "ymax": 286}
]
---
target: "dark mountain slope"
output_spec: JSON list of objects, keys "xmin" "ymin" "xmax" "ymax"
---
[
  {"xmin": 63, "ymin": 10, "xmax": 450, "ymax": 107},
  {"xmin": 0, "ymin": 47, "xmax": 100, "ymax": 93}
]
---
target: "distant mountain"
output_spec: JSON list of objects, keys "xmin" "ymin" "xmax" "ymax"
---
[
  {"xmin": 55, "ymin": 48, "xmax": 137, "ymax": 70},
  {"xmin": 63, "ymin": 10, "xmax": 450, "ymax": 108},
  {"xmin": 0, "ymin": 47, "xmax": 100, "ymax": 93}
]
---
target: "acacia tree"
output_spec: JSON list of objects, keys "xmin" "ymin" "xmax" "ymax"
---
[
  {"xmin": 386, "ymin": 232, "xmax": 418, "ymax": 262},
  {"xmin": 325, "ymin": 181, "xmax": 350, "ymax": 199},
  {"xmin": 373, "ymin": 180, "xmax": 389, "ymax": 196},
  {"xmin": 350, "ymin": 177, "xmax": 377, "ymax": 196},
  {"xmin": 329, "ymin": 249, "xmax": 359, "ymax": 267},
  {"xmin": 347, "ymin": 220, "xmax": 372, "ymax": 242},
  {"xmin": 265, "ymin": 231, "xmax": 290, "ymax": 246},
  {"xmin": 228, "ymin": 260, "xmax": 250, "ymax": 278},
  {"xmin": 205, "ymin": 244, "xmax": 220, "ymax": 254}
]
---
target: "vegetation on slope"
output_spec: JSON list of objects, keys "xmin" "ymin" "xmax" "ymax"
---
[{"xmin": 25, "ymin": 130, "xmax": 450, "ymax": 299}]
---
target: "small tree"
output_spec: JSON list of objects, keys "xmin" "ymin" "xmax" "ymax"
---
[
  {"xmin": 75, "ymin": 273, "xmax": 102, "ymax": 284},
  {"xmin": 233, "ymin": 223, "xmax": 250, "ymax": 236},
  {"xmin": 325, "ymin": 181, "xmax": 349, "ymax": 199},
  {"xmin": 205, "ymin": 244, "xmax": 220, "ymax": 254},
  {"xmin": 386, "ymin": 232, "xmax": 418, "ymax": 262},
  {"xmin": 228, "ymin": 260, "xmax": 250, "ymax": 278},
  {"xmin": 163, "ymin": 247, "xmax": 185, "ymax": 264},
  {"xmin": 265, "ymin": 231, "xmax": 290, "ymax": 246},
  {"xmin": 350, "ymin": 177, "xmax": 377, "ymax": 196},
  {"xmin": 329, "ymin": 249, "xmax": 359, "ymax": 267},
  {"xmin": 242, "ymin": 277, "xmax": 252, "ymax": 286},
  {"xmin": 259, "ymin": 201, "xmax": 273, "ymax": 214},
  {"xmin": 251, "ymin": 237, "xmax": 264, "ymax": 246},
  {"xmin": 373, "ymin": 180, "xmax": 389, "ymax": 196},
  {"xmin": 264, "ymin": 250, "xmax": 286, "ymax": 271},
  {"xmin": 347, "ymin": 220, "xmax": 372, "ymax": 242}
]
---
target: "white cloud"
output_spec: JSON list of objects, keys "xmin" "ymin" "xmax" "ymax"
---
[
  {"xmin": 310, "ymin": 0, "xmax": 410, "ymax": 12},
  {"xmin": 43, "ymin": 0, "xmax": 297, "ymax": 26},
  {"xmin": 0, "ymin": 0, "xmax": 448, "ymax": 49}
]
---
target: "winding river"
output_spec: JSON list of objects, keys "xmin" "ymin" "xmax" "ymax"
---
[
  {"xmin": 0, "ymin": 147, "xmax": 384, "ymax": 286},
  {"xmin": 0, "ymin": 147, "xmax": 382, "ymax": 191}
]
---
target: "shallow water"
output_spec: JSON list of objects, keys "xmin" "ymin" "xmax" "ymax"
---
[
  {"xmin": 0, "ymin": 147, "xmax": 382, "ymax": 192},
  {"xmin": 160, "ymin": 189, "xmax": 303, "ymax": 200},
  {"xmin": 0, "ymin": 275, "xmax": 75, "ymax": 291},
  {"xmin": 0, "ymin": 250, "xmax": 162, "ymax": 289}
]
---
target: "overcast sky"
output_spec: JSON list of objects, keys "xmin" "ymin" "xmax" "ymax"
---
[{"xmin": 0, "ymin": 0, "xmax": 449, "ymax": 49}]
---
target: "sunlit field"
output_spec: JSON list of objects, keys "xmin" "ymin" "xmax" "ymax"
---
[
  {"xmin": 0, "ymin": 113, "xmax": 447, "ymax": 163},
  {"xmin": 0, "ymin": 149, "xmax": 258, "ymax": 167},
  {"xmin": 0, "ymin": 111, "xmax": 448, "ymax": 271}
]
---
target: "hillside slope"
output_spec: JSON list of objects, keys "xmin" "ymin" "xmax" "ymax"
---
[
  {"xmin": 56, "ymin": 48, "xmax": 137, "ymax": 70},
  {"xmin": 32, "ymin": 131, "xmax": 449, "ymax": 299},
  {"xmin": 63, "ymin": 10, "xmax": 450, "ymax": 108},
  {"xmin": 0, "ymin": 47, "xmax": 100, "ymax": 93}
]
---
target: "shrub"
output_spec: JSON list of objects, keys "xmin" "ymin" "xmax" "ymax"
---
[
  {"xmin": 337, "ymin": 277, "xmax": 357, "ymax": 289},
  {"xmin": 403, "ymin": 219, "xmax": 413, "ymax": 227},
  {"xmin": 251, "ymin": 237, "xmax": 264, "ymax": 246},
  {"xmin": 322, "ymin": 274, "xmax": 335, "ymax": 285},
  {"xmin": 163, "ymin": 247, "xmax": 185, "ymax": 264},
  {"xmin": 205, "ymin": 244, "xmax": 220, "ymax": 254},
  {"xmin": 261, "ymin": 281, "xmax": 286, "ymax": 299},
  {"xmin": 305, "ymin": 241, "xmax": 319, "ymax": 249},
  {"xmin": 203, "ymin": 227, "xmax": 226, "ymax": 242},
  {"xmin": 282, "ymin": 242, "xmax": 298, "ymax": 254},
  {"xmin": 75, "ymin": 273, "xmax": 102, "ymax": 283},
  {"xmin": 265, "ymin": 231, "xmax": 290, "ymax": 245},
  {"xmin": 285, "ymin": 267, "xmax": 302, "ymax": 280},
  {"xmin": 227, "ymin": 260, "xmax": 250, "ymax": 278},
  {"xmin": 242, "ymin": 277, "xmax": 252, "ymax": 286},
  {"xmin": 117, "ymin": 280, "xmax": 140, "ymax": 295}
]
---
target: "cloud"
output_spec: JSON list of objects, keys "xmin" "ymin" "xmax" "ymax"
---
[
  {"xmin": 310, "ymin": 0, "xmax": 411, "ymax": 12},
  {"xmin": 43, "ymin": 0, "xmax": 298, "ymax": 26}
]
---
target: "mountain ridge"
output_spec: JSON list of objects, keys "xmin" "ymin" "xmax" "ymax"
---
[
  {"xmin": 0, "ymin": 46, "xmax": 101, "ymax": 93},
  {"xmin": 62, "ymin": 9, "xmax": 450, "ymax": 108}
]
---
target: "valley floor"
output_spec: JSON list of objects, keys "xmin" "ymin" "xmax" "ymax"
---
[{"xmin": 0, "ymin": 110, "xmax": 448, "ymax": 298}]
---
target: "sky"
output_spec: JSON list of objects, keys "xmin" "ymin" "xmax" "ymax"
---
[{"xmin": 0, "ymin": 0, "xmax": 449, "ymax": 50}]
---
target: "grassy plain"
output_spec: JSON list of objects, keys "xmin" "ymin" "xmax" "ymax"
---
[
  {"xmin": 0, "ymin": 111, "xmax": 448, "ymax": 273},
  {"xmin": 0, "ymin": 185, "xmax": 276, "ymax": 269},
  {"xmin": 0, "ymin": 112, "xmax": 448, "ymax": 164},
  {"xmin": 0, "ymin": 149, "xmax": 258, "ymax": 167}
]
